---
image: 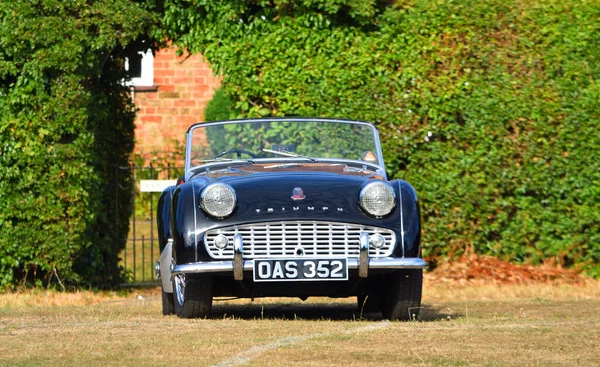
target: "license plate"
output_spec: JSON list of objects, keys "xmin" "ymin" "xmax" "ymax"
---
[{"xmin": 253, "ymin": 258, "xmax": 348, "ymax": 282}]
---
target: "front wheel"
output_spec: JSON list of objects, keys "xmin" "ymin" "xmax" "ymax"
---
[
  {"xmin": 381, "ymin": 269, "xmax": 423, "ymax": 321},
  {"xmin": 173, "ymin": 274, "xmax": 213, "ymax": 318}
]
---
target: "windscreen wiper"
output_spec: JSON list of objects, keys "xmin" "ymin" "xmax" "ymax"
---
[
  {"xmin": 262, "ymin": 148, "xmax": 319, "ymax": 162},
  {"xmin": 196, "ymin": 158, "xmax": 256, "ymax": 164}
]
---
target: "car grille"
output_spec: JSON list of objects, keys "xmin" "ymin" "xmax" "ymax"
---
[{"xmin": 204, "ymin": 221, "xmax": 396, "ymax": 259}]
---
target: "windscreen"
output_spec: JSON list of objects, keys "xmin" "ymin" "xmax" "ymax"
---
[{"xmin": 188, "ymin": 120, "xmax": 381, "ymax": 169}]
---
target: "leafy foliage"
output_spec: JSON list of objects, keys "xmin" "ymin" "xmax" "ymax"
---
[
  {"xmin": 0, "ymin": 0, "xmax": 157, "ymax": 288},
  {"xmin": 204, "ymin": 88, "xmax": 238, "ymax": 122},
  {"xmin": 164, "ymin": 0, "xmax": 600, "ymax": 276}
]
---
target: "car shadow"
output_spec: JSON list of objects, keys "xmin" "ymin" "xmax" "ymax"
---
[
  {"xmin": 419, "ymin": 304, "xmax": 462, "ymax": 322},
  {"xmin": 210, "ymin": 301, "xmax": 458, "ymax": 322}
]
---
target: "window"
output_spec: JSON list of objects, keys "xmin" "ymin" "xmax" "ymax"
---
[{"xmin": 124, "ymin": 49, "xmax": 154, "ymax": 87}]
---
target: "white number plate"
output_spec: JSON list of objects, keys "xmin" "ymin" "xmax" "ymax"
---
[{"xmin": 253, "ymin": 258, "xmax": 348, "ymax": 282}]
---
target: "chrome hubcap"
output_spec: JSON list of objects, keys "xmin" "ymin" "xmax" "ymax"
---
[{"xmin": 174, "ymin": 274, "xmax": 186, "ymax": 305}]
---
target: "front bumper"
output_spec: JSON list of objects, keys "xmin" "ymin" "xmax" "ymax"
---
[
  {"xmin": 160, "ymin": 233, "xmax": 426, "ymax": 288},
  {"xmin": 172, "ymin": 257, "xmax": 427, "ymax": 277},
  {"xmin": 172, "ymin": 233, "xmax": 425, "ymax": 281}
]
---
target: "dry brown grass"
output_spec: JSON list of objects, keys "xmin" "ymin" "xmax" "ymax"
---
[
  {"xmin": 1, "ymin": 281, "xmax": 599, "ymax": 366},
  {"xmin": 0, "ymin": 289, "xmax": 131, "ymax": 308},
  {"xmin": 423, "ymin": 275, "xmax": 600, "ymax": 301}
]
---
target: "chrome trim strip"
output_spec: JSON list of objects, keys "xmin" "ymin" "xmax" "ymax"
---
[
  {"xmin": 233, "ymin": 234, "xmax": 244, "ymax": 280},
  {"xmin": 398, "ymin": 182, "xmax": 405, "ymax": 258},
  {"xmin": 184, "ymin": 131, "xmax": 191, "ymax": 176},
  {"xmin": 192, "ymin": 182, "xmax": 198, "ymax": 262},
  {"xmin": 373, "ymin": 126, "xmax": 385, "ymax": 172},
  {"xmin": 190, "ymin": 158, "xmax": 383, "ymax": 175},
  {"xmin": 359, "ymin": 232, "xmax": 369, "ymax": 278},
  {"xmin": 188, "ymin": 118, "xmax": 378, "ymax": 132},
  {"xmin": 172, "ymin": 257, "xmax": 427, "ymax": 275}
]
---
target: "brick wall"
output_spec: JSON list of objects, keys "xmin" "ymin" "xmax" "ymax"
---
[{"xmin": 133, "ymin": 47, "xmax": 220, "ymax": 163}]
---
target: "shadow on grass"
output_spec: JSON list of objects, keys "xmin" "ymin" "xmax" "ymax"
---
[
  {"xmin": 210, "ymin": 301, "xmax": 458, "ymax": 321},
  {"xmin": 420, "ymin": 304, "xmax": 462, "ymax": 322}
]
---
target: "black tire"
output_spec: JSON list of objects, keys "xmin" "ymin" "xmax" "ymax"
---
[
  {"xmin": 173, "ymin": 274, "xmax": 213, "ymax": 318},
  {"xmin": 161, "ymin": 288, "xmax": 175, "ymax": 315},
  {"xmin": 357, "ymin": 293, "xmax": 381, "ymax": 314},
  {"xmin": 381, "ymin": 269, "xmax": 423, "ymax": 321}
]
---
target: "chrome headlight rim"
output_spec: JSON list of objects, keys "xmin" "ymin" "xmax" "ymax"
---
[
  {"xmin": 199, "ymin": 182, "xmax": 237, "ymax": 219},
  {"xmin": 359, "ymin": 181, "xmax": 396, "ymax": 218}
]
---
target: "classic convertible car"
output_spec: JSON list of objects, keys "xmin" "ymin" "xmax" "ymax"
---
[{"xmin": 156, "ymin": 118, "xmax": 426, "ymax": 320}]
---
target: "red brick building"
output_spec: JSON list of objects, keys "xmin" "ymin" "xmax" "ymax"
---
[{"xmin": 129, "ymin": 47, "xmax": 220, "ymax": 162}]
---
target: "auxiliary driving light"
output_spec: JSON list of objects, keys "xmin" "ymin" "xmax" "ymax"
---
[
  {"xmin": 214, "ymin": 234, "xmax": 229, "ymax": 249},
  {"xmin": 369, "ymin": 233, "xmax": 386, "ymax": 249}
]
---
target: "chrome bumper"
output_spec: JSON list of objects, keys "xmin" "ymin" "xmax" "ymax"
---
[
  {"xmin": 164, "ymin": 232, "xmax": 426, "ymax": 283},
  {"xmin": 171, "ymin": 257, "xmax": 427, "ymax": 277}
]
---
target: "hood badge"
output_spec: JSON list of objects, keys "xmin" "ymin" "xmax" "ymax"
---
[{"xmin": 291, "ymin": 187, "xmax": 305, "ymax": 201}]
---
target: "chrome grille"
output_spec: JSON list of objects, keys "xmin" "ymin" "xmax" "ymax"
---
[{"xmin": 204, "ymin": 221, "xmax": 396, "ymax": 259}]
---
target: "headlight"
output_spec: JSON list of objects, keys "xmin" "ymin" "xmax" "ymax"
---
[
  {"xmin": 200, "ymin": 183, "xmax": 236, "ymax": 218},
  {"xmin": 359, "ymin": 181, "xmax": 396, "ymax": 217}
]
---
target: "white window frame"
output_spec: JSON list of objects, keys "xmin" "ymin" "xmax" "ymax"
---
[{"xmin": 124, "ymin": 49, "xmax": 154, "ymax": 87}]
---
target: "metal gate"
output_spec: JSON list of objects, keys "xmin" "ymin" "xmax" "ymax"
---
[{"xmin": 117, "ymin": 164, "xmax": 183, "ymax": 285}]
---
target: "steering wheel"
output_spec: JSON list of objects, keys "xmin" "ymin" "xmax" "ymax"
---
[{"xmin": 212, "ymin": 149, "xmax": 258, "ymax": 159}]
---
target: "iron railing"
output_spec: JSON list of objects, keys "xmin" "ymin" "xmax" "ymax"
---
[{"xmin": 117, "ymin": 164, "xmax": 183, "ymax": 284}]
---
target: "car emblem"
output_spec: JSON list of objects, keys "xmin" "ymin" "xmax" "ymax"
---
[{"xmin": 291, "ymin": 187, "xmax": 305, "ymax": 201}]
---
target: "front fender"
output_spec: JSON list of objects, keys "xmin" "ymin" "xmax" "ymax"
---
[
  {"xmin": 157, "ymin": 186, "xmax": 175, "ymax": 252},
  {"xmin": 171, "ymin": 181, "xmax": 207, "ymax": 265},
  {"xmin": 390, "ymin": 179, "xmax": 422, "ymax": 258}
]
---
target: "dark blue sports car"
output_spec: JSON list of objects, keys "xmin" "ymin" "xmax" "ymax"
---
[{"xmin": 156, "ymin": 118, "xmax": 426, "ymax": 320}]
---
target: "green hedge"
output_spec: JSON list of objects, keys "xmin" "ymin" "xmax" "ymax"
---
[
  {"xmin": 204, "ymin": 88, "xmax": 238, "ymax": 122},
  {"xmin": 0, "ymin": 1, "xmax": 157, "ymax": 288},
  {"xmin": 164, "ymin": 0, "xmax": 600, "ymax": 276}
]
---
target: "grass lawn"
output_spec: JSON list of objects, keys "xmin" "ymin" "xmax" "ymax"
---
[{"xmin": 1, "ymin": 279, "xmax": 599, "ymax": 366}]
